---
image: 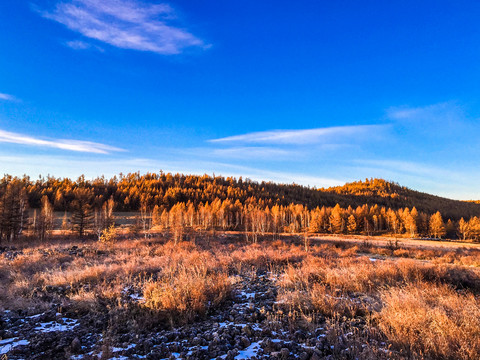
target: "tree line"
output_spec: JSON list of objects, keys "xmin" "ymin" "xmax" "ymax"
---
[
  {"xmin": 4, "ymin": 173, "xmax": 480, "ymax": 218},
  {"xmin": 147, "ymin": 201, "xmax": 480, "ymax": 242},
  {"xmin": 1, "ymin": 173, "xmax": 480, "ymax": 242}
]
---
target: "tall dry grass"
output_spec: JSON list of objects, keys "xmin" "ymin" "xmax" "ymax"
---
[
  {"xmin": 378, "ymin": 282, "xmax": 480, "ymax": 359},
  {"xmin": 142, "ymin": 246, "xmax": 232, "ymax": 323},
  {"xmin": 1, "ymin": 233, "xmax": 480, "ymax": 359},
  {"xmin": 275, "ymin": 242, "xmax": 480, "ymax": 359},
  {"xmin": 143, "ymin": 269, "xmax": 231, "ymax": 323}
]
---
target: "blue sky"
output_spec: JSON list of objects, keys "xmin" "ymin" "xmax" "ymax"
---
[{"xmin": 1, "ymin": 0, "xmax": 480, "ymax": 199}]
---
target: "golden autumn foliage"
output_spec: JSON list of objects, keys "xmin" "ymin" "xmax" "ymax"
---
[{"xmin": 2, "ymin": 173, "xmax": 480, "ymax": 241}]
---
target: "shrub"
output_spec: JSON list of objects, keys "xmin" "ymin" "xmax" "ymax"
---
[{"xmin": 99, "ymin": 225, "xmax": 117, "ymax": 245}]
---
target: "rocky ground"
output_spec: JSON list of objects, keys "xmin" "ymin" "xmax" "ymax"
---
[{"xmin": 0, "ymin": 267, "xmax": 382, "ymax": 360}]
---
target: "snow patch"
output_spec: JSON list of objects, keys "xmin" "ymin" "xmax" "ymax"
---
[
  {"xmin": 122, "ymin": 286, "xmax": 145, "ymax": 302},
  {"xmin": 235, "ymin": 341, "xmax": 261, "ymax": 359},
  {"xmin": 0, "ymin": 338, "xmax": 30, "ymax": 355},
  {"xmin": 35, "ymin": 318, "xmax": 79, "ymax": 333},
  {"xmin": 27, "ymin": 313, "xmax": 44, "ymax": 319},
  {"xmin": 130, "ymin": 293, "xmax": 145, "ymax": 301},
  {"xmin": 239, "ymin": 291, "xmax": 256, "ymax": 299},
  {"xmin": 112, "ymin": 343, "xmax": 136, "ymax": 352},
  {"xmin": 251, "ymin": 324, "xmax": 262, "ymax": 331}
]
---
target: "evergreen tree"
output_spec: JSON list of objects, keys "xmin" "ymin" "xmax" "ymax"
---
[
  {"xmin": 71, "ymin": 188, "xmax": 94, "ymax": 237},
  {"xmin": 445, "ymin": 219, "xmax": 456, "ymax": 239},
  {"xmin": 0, "ymin": 179, "xmax": 28, "ymax": 242}
]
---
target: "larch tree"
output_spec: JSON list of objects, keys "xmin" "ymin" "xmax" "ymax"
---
[
  {"xmin": 61, "ymin": 211, "xmax": 69, "ymax": 232},
  {"xmin": 458, "ymin": 217, "xmax": 469, "ymax": 241},
  {"xmin": 347, "ymin": 215, "xmax": 357, "ymax": 233},
  {"xmin": 140, "ymin": 194, "xmax": 152, "ymax": 239},
  {"xmin": 329, "ymin": 204, "xmax": 344, "ymax": 234},
  {"xmin": 35, "ymin": 195, "xmax": 54, "ymax": 241},
  {"xmin": 170, "ymin": 202, "xmax": 186, "ymax": 244},
  {"xmin": 309, "ymin": 208, "xmax": 324, "ymax": 233},
  {"xmin": 93, "ymin": 196, "xmax": 115, "ymax": 240},
  {"xmin": 271, "ymin": 204, "xmax": 282, "ymax": 239},
  {"xmin": 429, "ymin": 211, "xmax": 446, "ymax": 239},
  {"xmin": 468, "ymin": 216, "xmax": 480, "ymax": 241},
  {"xmin": 152, "ymin": 205, "xmax": 162, "ymax": 228},
  {"xmin": 403, "ymin": 212, "xmax": 417, "ymax": 237},
  {"xmin": 386, "ymin": 209, "xmax": 399, "ymax": 234}
]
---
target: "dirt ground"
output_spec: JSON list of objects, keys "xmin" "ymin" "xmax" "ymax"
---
[{"xmin": 310, "ymin": 234, "xmax": 480, "ymax": 251}]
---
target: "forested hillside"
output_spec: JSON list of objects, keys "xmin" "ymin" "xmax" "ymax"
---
[
  {"xmin": 3, "ymin": 173, "xmax": 478, "ymax": 219},
  {"xmin": 1, "ymin": 173, "xmax": 480, "ymax": 242},
  {"xmin": 324, "ymin": 178, "xmax": 480, "ymax": 219}
]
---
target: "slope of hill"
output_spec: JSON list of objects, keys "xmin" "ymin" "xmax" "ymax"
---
[
  {"xmin": 2, "ymin": 173, "xmax": 479, "ymax": 219},
  {"xmin": 323, "ymin": 178, "xmax": 480, "ymax": 219}
]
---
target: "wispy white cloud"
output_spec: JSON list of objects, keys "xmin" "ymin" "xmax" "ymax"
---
[
  {"xmin": 210, "ymin": 125, "xmax": 385, "ymax": 145},
  {"xmin": 0, "ymin": 153, "xmax": 343, "ymax": 188},
  {"xmin": 385, "ymin": 101, "xmax": 479, "ymax": 146},
  {"xmin": 386, "ymin": 102, "xmax": 465, "ymax": 126},
  {"xmin": 0, "ymin": 93, "xmax": 18, "ymax": 101},
  {"xmin": 0, "ymin": 128, "xmax": 124, "ymax": 154},
  {"xmin": 65, "ymin": 40, "xmax": 91, "ymax": 50},
  {"xmin": 212, "ymin": 146, "xmax": 298, "ymax": 160},
  {"xmin": 40, "ymin": 0, "xmax": 206, "ymax": 54},
  {"xmin": 354, "ymin": 159, "xmax": 458, "ymax": 180}
]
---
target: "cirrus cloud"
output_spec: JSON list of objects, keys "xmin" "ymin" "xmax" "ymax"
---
[
  {"xmin": 39, "ymin": 0, "xmax": 206, "ymax": 54},
  {"xmin": 0, "ymin": 93, "xmax": 18, "ymax": 102},
  {"xmin": 210, "ymin": 125, "xmax": 386, "ymax": 145},
  {"xmin": 0, "ymin": 128, "xmax": 124, "ymax": 154}
]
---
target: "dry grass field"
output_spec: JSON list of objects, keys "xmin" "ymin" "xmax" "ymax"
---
[{"xmin": 1, "ymin": 233, "xmax": 480, "ymax": 359}]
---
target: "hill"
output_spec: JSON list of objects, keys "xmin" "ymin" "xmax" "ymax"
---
[
  {"xmin": 3, "ymin": 173, "xmax": 480, "ymax": 220},
  {"xmin": 323, "ymin": 178, "xmax": 480, "ymax": 219}
]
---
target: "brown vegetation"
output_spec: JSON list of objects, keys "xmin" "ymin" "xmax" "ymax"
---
[
  {"xmin": 1, "ymin": 232, "xmax": 480, "ymax": 359},
  {"xmin": 378, "ymin": 283, "xmax": 480, "ymax": 360},
  {"xmin": 3, "ymin": 174, "xmax": 480, "ymax": 245}
]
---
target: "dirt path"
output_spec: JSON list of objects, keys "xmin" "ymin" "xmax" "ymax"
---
[{"xmin": 310, "ymin": 234, "xmax": 480, "ymax": 251}]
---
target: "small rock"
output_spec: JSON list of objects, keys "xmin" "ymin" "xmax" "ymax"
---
[
  {"xmin": 299, "ymin": 351, "xmax": 309, "ymax": 360},
  {"xmin": 295, "ymin": 329, "xmax": 307, "ymax": 341},
  {"xmin": 71, "ymin": 337, "xmax": 81, "ymax": 353},
  {"xmin": 242, "ymin": 325, "xmax": 254, "ymax": 337},
  {"xmin": 239, "ymin": 336, "xmax": 250, "ymax": 349},
  {"xmin": 280, "ymin": 347, "xmax": 290, "ymax": 359}
]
